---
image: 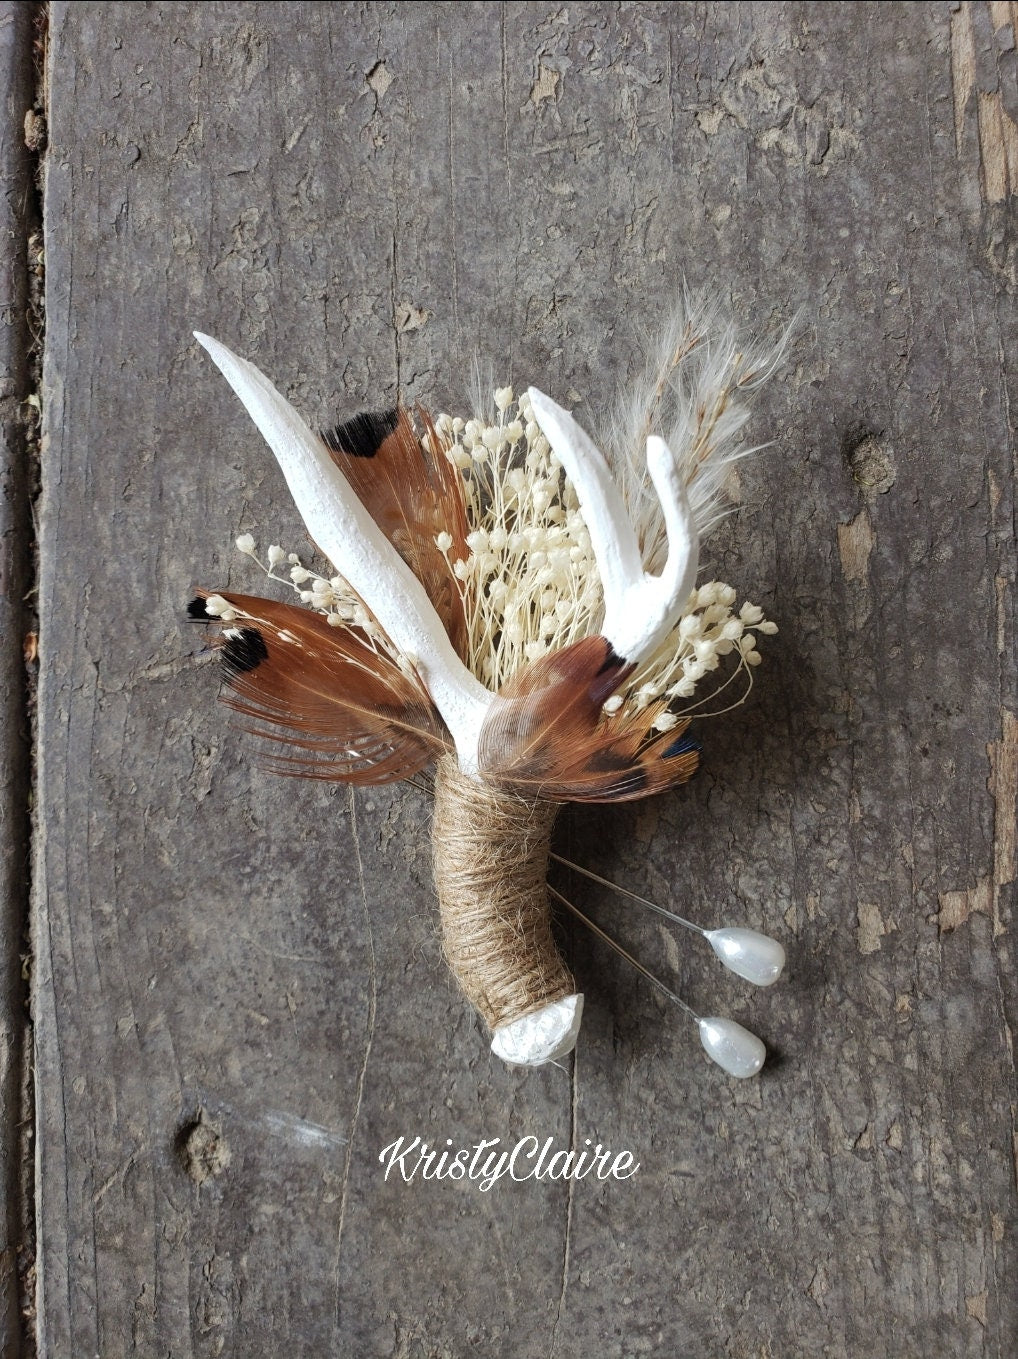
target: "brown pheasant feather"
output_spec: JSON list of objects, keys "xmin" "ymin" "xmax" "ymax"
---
[
  {"xmin": 322, "ymin": 408, "xmax": 469, "ymax": 660},
  {"xmin": 477, "ymin": 636, "xmax": 701, "ymax": 802},
  {"xmin": 189, "ymin": 589, "xmax": 450, "ymax": 783}
]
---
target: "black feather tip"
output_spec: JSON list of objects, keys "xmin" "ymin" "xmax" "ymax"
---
[
  {"xmin": 322, "ymin": 408, "xmax": 400, "ymax": 459},
  {"xmin": 662, "ymin": 731, "xmax": 701, "ymax": 760},
  {"xmin": 187, "ymin": 596, "xmax": 211, "ymax": 621},
  {"xmin": 597, "ymin": 646, "xmax": 627, "ymax": 675},
  {"xmin": 221, "ymin": 628, "xmax": 268, "ymax": 675}
]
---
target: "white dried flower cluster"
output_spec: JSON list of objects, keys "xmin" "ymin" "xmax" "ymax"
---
[
  {"xmin": 620, "ymin": 582, "xmax": 778, "ymax": 730},
  {"xmin": 424, "ymin": 391, "xmax": 777, "ymax": 724},
  {"xmin": 202, "ymin": 592, "xmax": 237, "ymax": 621},
  {"xmin": 428, "ymin": 389, "xmax": 604, "ymax": 690}
]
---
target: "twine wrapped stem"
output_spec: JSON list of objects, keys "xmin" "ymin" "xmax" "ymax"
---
[{"xmin": 431, "ymin": 755, "xmax": 575, "ymax": 1030}]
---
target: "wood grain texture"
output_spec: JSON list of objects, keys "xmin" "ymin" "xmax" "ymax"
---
[{"xmin": 33, "ymin": 3, "xmax": 1016, "ymax": 1356}]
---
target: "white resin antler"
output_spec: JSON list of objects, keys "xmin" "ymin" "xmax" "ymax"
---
[
  {"xmin": 527, "ymin": 388, "xmax": 699, "ymax": 665},
  {"xmin": 195, "ymin": 333, "xmax": 493, "ymax": 768},
  {"xmin": 196, "ymin": 335, "xmax": 582, "ymax": 1068}
]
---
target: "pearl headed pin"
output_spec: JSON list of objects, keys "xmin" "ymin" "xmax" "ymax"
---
[
  {"xmin": 697, "ymin": 1016, "xmax": 767, "ymax": 1079},
  {"xmin": 704, "ymin": 928, "xmax": 785, "ymax": 987}
]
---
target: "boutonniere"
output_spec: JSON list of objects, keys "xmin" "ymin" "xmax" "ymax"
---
[{"xmin": 189, "ymin": 300, "xmax": 788, "ymax": 1076}]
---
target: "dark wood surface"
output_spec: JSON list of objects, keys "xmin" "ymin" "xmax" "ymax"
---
[
  {"xmin": 25, "ymin": 2, "xmax": 1018, "ymax": 1355},
  {"xmin": 1, "ymin": 5, "xmax": 39, "ymax": 1355}
]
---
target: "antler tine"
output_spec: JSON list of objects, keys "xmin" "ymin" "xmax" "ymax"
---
[
  {"xmin": 527, "ymin": 388, "xmax": 700, "ymax": 664},
  {"xmin": 195, "ymin": 333, "xmax": 493, "ymax": 770},
  {"xmin": 645, "ymin": 433, "xmax": 699, "ymax": 640}
]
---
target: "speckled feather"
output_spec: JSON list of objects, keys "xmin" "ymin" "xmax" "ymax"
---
[
  {"xmin": 189, "ymin": 588, "xmax": 451, "ymax": 784},
  {"xmin": 322, "ymin": 406, "xmax": 470, "ymax": 661},
  {"xmin": 478, "ymin": 634, "xmax": 701, "ymax": 802}
]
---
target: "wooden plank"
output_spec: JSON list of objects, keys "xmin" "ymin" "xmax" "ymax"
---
[
  {"xmin": 0, "ymin": 5, "xmax": 40, "ymax": 1356},
  {"xmin": 34, "ymin": 2, "xmax": 1016, "ymax": 1355}
]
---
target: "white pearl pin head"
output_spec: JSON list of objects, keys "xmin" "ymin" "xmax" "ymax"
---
[
  {"xmin": 705, "ymin": 928, "xmax": 786, "ymax": 987},
  {"xmin": 698, "ymin": 1017, "xmax": 767, "ymax": 1078}
]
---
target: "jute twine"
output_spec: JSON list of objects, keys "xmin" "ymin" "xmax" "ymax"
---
[{"xmin": 431, "ymin": 754, "xmax": 575, "ymax": 1030}]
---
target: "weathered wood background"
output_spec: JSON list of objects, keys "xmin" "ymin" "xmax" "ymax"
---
[
  {"xmin": 1, "ymin": 4, "xmax": 37, "ymax": 1355},
  {"xmin": 15, "ymin": 0, "xmax": 1018, "ymax": 1354}
]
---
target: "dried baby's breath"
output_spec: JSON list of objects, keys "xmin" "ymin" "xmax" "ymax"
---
[
  {"xmin": 425, "ymin": 384, "xmax": 777, "ymax": 723},
  {"xmin": 428, "ymin": 388, "xmax": 604, "ymax": 691}
]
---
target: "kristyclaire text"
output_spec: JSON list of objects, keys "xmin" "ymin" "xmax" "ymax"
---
[{"xmin": 377, "ymin": 1135, "xmax": 639, "ymax": 1192}]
